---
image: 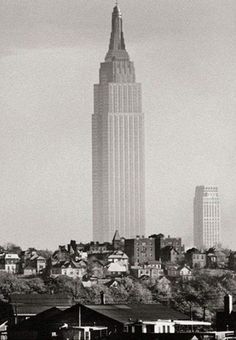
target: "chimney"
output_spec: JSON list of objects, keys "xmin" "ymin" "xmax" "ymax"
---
[
  {"xmin": 100, "ymin": 291, "xmax": 105, "ymax": 305},
  {"xmin": 224, "ymin": 294, "xmax": 233, "ymax": 315}
]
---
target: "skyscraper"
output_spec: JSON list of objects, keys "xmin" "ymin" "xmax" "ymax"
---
[
  {"xmin": 92, "ymin": 4, "xmax": 145, "ymax": 242},
  {"xmin": 194, "ymin": 186, "xmax": 221, "ymax": 249}
]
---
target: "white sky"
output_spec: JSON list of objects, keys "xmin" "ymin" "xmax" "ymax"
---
[{"xmin": 0, "ymin": 0, "xmax": 236, "ymax": 249}]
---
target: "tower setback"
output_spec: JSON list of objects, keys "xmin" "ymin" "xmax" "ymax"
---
[{"xmin": 92, "ymin": 5, "xmax": 145, "ymax": 242}]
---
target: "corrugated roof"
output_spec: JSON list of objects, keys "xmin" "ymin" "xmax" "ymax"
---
[
  {"xmin": 9, "ymin": 294, "xmax": 73, "ymax": 315},
  {"xmin": 11, "ymin": 307, "xmax": 62, "ymax": 330},
  {"xmin": 84, "ymin": 304, "xmax": 189, "ymax": 324}
]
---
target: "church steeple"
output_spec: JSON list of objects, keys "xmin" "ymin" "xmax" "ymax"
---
[{"xmin": 105, "ymin": 4, "xmax": 130, "ymax": 61}]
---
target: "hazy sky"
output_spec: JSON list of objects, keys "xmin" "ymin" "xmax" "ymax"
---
[{"xmin": 0, "ymin": 0, "xmax": 236, "ymax": 250}]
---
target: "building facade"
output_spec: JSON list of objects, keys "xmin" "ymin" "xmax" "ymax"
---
[
  {"xmin": 149, "ymin": 234, "xmax": 184, "ymax": 260},
  {"xmin": 162, "ymin": 236, "xmax": 183, "ymax": 253},
  {"xmin": 5, "ymin": 254, "xmax": 19, "ymax": 274},
  {"xmin": 194, "ymin": 186, "xmax": 221, "ymax": 249},
  {"xmin": 92, "ymin": 5, "xmax": 145, "ymax": 242},
  {"xmin": 124, "ymin": 236, "xmax": 155, "ymax": 265},
  {"xmin": 191, "ymin": 251, "xmax": 207, "ymax": 269}
]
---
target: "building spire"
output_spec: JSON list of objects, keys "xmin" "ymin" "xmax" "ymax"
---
[{"xmin": 105, "ymin": 4, "xmax": 129, "ymax": 61}]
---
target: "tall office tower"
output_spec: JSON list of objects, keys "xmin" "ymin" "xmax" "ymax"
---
[
  {"xmin": 194, "ymin": 186, "xmax": 221, "ymax": 249},
  {"xmin": 92, "ymin": 5, "xmax": 145, "ymax": 242}
]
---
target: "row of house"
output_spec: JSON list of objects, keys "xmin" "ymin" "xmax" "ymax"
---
[
  {"xmin": 50, "ymin": 250, "xmax": 129, "ymax": 279},
  {"xmin": 50, "ymin": 249, "xmax": 194, "ymax": 283},
  {"xmin": 186, "ymin": 248, "xmax": 229, "ymax": 269},
  {"xmin": 0, "ymin": 250, "xmax": 47, "ymax": 275},
  {"xmin": 0, "ymin": 232, "xmax": 232, "ymax": 281}
]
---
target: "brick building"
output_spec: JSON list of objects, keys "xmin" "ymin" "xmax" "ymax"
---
[
  {"xmin": 149, "ymin": 234, "xmax": 184, "ymax": 260},
  {"xmin": 124, "ymin": 236, "xmax": 155, "ymax": 265}
]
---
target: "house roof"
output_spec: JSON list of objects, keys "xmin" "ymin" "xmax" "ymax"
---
[
  {"xmin": 104, "ymin": 279, "xmax": 120, "ymax": 288},
  {"xmin": 158, "ymin": 276, "xmax": 171, "ymax": 284},
  {"xmin": 51, "ymin": 261, "xmax": 64, "ymax": 268},
  {"xmin": 214, "ymin": 250, "xmax": 227, "ymax": 257},
  {"xmin": 62, "ymin": 259, "xmax": 87, "ymax": 269},
  {"xmin": 106, "ymin": 262, "xmax": 127, "ymax": 272},
  {"xmin": 147, "ymin": 260, "xmax": 162, "ymax": 265},
  {"xmin": 9, "ymin": 294, "xmax": 73, "ymax": 315},
  {"xmin": 5, "ymin": 254, "xmax": 19, "ymax": 260},
  {"xmin": 139, "ymin": 275, "xmax": 151, "ymax": 280},
  {"xmin": 83, "ymin": 304, "xmax": 189, "ymax": 324},
  {"xmin": 10, "ymin": 302, "xmax": 190, "ymax": 333},
  {"xmin": 30, "ymin": 253, "xmax": 38, "ymax": 261},
  {"xmin": 192, "ymin": 250, "xmax": 206, "ymax": 255},
  {"xmin": 88, "ymin": 257, "xmax": 105, "ymax": 266},
  {"xmin": 180, "ymin": 265, "xmax": 192, "ymax": 272},
  {"xmin": 207, "ymin": 253, "xmax": 216, "ymax": 257},
  {"xmin": 10, "ymin": 307, "xmax": 62, "ymax": 330},
  {"xmin": 37, "ymin": 256, "xmax": 46, "ymax": 261},
  {"xmin": 108, "ymin": 251, "xmax": 128, "ymax": 260},
  {"xmin": 165, "ymin": 263, "xmax": 179, "ymax": 269}
]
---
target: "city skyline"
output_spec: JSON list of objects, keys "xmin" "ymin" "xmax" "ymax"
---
[
  {"xmin": 92, "ymin": 5, "xmax": 145, "ymax": 242},
  {"xmin": 0, "ymin": 0, "xmax": 235, "ymax": 249}
]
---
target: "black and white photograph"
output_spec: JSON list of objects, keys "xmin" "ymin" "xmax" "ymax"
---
[{"xmin": 0, "ymin": 1, "xmax": 236, "ymax": 339}]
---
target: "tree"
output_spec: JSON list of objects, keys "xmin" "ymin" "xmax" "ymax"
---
[
  {"xmin": 0, "ymin": 272, "xmax": 29, "ymax": 296},
  {"xmin": 127, "ymin": 282, "xmax": 153, "ymax": 304},
  {"xmin": 4, "ymin": 243, "xmax": 22, "ymax": 255},
  {"xmin": 110, "ymin": 285, "xmax": 129, "ymax": 303},
  {"xmin": 37, "ymin": 249, "xmax": 53, "ymax": 259},
  {"xmin": 86, "ymin": 284, "xmax": 114, "ymax": 304},
  {"xmin": 26, "ymin": 278, "xmax": 47, "ymax": 294},
  {"xmin": 47, "ymin": 276, "xmax": 89, "ymax": 302},
  {"xmin": 152, "ymin": 277, "xmax": 172, "ymax": 303}
]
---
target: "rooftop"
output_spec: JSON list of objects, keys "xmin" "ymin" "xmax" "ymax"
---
[
  {"xmin": 9, "ymin": 294, "xmax": 73, "ymax": 315},
  {"xmin": 5, "ymin": 254, "xmax": 19, "ymax": 259},
  {"xmin": 83, "ymin": 304, "xmax": 189, "ymax": 324}
]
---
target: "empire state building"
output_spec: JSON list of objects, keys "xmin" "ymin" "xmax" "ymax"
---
[{"xmin": 92, "ymin": 4, "xmax": 145, "ymax": 242}]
